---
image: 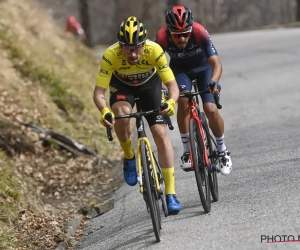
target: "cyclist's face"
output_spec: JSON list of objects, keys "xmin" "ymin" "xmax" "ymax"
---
[
  {"xmin": 121, "ymin": 45, "xmax": 143, "ymax": 65},
  {"xmin": 169, "ymin": 27, "xmax": 192, "ymax": 49}
]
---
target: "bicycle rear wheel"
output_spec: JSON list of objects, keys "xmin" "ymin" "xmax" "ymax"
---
[
  {"xmin": 140, "ymin": 140, "xmax": 161, "ymax": 242},
  {"xmin": 189, "ymin": 119, "xmax": 211, "ymax": 213},
  {"xmin": 200, "ymin": 112, "xmax": 219, "ymax": 202}
]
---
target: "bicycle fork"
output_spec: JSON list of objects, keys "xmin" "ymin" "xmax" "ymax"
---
[
  {"xmin": 189, "ymin": 117, "xmax": 210, "ymax": 168},
  {"xmin": 136, "ymin": 137, "xmax": 161, "ymax": 194}
]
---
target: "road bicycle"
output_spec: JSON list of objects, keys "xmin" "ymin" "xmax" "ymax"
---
[
  {"xmin": 105, "ymin": 99, "xmax": 173, "ymax": 242},
  {"xmin": 179, "ymin": 80, "xmax": 222, "ymax": 213}
]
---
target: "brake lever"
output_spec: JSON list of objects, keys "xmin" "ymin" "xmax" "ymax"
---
[
  {"xmin": 159, "ymin": 103, "xmax": 174, "ymax": 130},
  {"xmin": 105, "ymin": 113, "xmax": 113, "ymax": 141}
]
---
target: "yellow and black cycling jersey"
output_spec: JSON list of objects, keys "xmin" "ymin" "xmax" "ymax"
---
[{"xmin": 96, "ymin": 40, "xmax": 175, "ymax": 89}]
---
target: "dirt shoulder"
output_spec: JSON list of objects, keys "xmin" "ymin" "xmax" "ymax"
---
[{"xmin": 0, "ymin": 117, "xmax": 124, "ymax": 250}]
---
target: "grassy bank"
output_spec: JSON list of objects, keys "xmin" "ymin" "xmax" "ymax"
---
[
  {"xmin": 0, "ymin": 0, "xmax": 121, "ymax": 248},
  {"xmin": 0, "ymin": 153, "xmax": 20, "ymax": 249}
]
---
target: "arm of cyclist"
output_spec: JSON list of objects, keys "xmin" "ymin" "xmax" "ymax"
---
[
  {"xmin": 194, "ymin": 24, "xmax": 222, "ymax": 95},
  {"xmin": 94, "ymin": 49, "xmax": 116, "ymax": 127},
  {"xmin": 208, "ymin": 55, "xmax": 222, "ymax": 94},
  {"xmin": 160, "ymin": 79, "xmax": 179, "ymax": 116},
  {"xmin": 153, "ymin": 44, "xmax": 179, "ymax": 116},
  {"xmin": 93, "ymin": 86, "xmax": 115, "ymax": 127}
]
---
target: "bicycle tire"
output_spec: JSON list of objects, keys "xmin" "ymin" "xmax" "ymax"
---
[
  {"xmin": 148, "ymin": 151, "xmax": 162, "ymax": 229},
  {"xmin": 153, "ymin": 152, "xmax": 168, "ymax": 218},
  {"xmin": 200, "ymin": 112, "xmax": 219, "ymax": 202},
  {"xmin": 189, "ymin": 119, "xmax": 211, "ymax": 213},
  {"xmin": 140, "ymin": 140, "xmax": 161, "ymax": 242}
]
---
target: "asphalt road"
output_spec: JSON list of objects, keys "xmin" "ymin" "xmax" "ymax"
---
[{"xmin": 77, "ymin": 28, "xmax": 300, "ymax": 250}]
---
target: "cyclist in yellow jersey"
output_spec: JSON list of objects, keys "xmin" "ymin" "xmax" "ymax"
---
[{"xmin": 93, "ymin": 16, "xmax": 182, "ymax": 214}]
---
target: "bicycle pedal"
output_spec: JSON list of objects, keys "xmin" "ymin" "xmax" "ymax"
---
[{"xmin": 208, "ymin": 164, "xmax": 219, "ymax": 173}]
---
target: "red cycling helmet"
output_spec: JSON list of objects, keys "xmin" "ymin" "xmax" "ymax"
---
[{"xmin": 165, "ymin": 5, "xmax": 194, "ymax": 31}]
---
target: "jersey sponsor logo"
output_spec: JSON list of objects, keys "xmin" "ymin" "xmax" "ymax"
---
[
  {"xmin": 205, "ymin": 30, "xmax": 216, "ymax": 53},
  {"xmin": 205, "ymin": 30, "xmax": 211, "ymax": 40},
  {"xmin": 188, "ymin": 44, "xmax": 198, "ymax": 49},
  {"xmin": 117, "ymin": 94, "xmax": 126, "ymax": 101},
  {"xmin": 118, "ymin": 66, "xmax": 130, "ymax": 70},
  {"xmin": 143, "ymin": 48, "xmax": 151, "ymax": 54},
  {"xmin": 114, "ymin": 68, "xmax": 155, "ymax": 86},
  {"xmin": 211, "ymin": 45, "xmax": 216, "ymax": 53},
  {"xmin": 122, "ymin": 60, "xmax": 126, "ymax": 65},
  {"xmin": 138, "ymin": 60, "xmax": 149, "ymax": 65},
  {"xmin": 168, "ymin": 47, "xmax": 202, "ymax": 58},
  {"xmin": 117, "ymin": 51, "xmax": 123, "ymax": 56},
  {"xmin": 155, "ymin": 115, "xmax": 164, "ymax": 122},
  {"xmin": 155, "ymin": 51, "xmax": 164, "ymax": 62},
  {"xmin": 102, "ymin": 55, "xmax": 112, "ymax": 65},
  {"xmin": 99, "ymin": 68, "xmax": 109, "ymax": 75},
  {"xmin": 158, "ymin": 64, "xmax": 168, "ymax": 71}
]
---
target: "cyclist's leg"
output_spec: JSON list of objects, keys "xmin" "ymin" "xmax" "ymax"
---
[
  {"xmin": 173, "ymin": 68, "xmax": 193, "ymax": 170},
  {"xmin": 138, "ymin": 73, "xmax": 181, "ymax": 214},
  {"xmin": 109, "ymin": 75, "xmax": 138, "ymax": 185},
  {"xmin": 197, "ymin": 66, "xmax": 232, "ymax": 175}
]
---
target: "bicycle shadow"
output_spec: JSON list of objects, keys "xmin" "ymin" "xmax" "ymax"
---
[
  {"xmin": 165, "ymin": 199, "xmax": 217, "ymax": 221},
  {"xmin": 165, "ymin": 209, "xmax": 208, "ymax": 223},
  {"xmin": 107, "ymin": 227, "xmax": 163, "ymax": 250}
]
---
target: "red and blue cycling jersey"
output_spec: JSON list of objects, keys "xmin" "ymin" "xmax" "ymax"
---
[{"xmin": 155, "ymin": 22, "xmax": 218, "ymax": 71}]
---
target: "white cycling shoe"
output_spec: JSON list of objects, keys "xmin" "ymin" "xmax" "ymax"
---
[
  {"xmin": 180, "ymin": 152, "xmax": 192, "ymax": 171},
  {"xmin": 218, "ymin": 150, "xmax": 232, "ymax": 175}
]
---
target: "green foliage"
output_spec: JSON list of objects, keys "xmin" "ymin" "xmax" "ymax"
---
[
  {"xmin": 0, "ymin": 31, "xmax": 84, "ymax": 116},
  {"xmin": 0, "ymin": 152, "xmax": 20, "ymax": 249}
]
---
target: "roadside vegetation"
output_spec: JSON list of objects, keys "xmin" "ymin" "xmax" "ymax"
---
[{"xmin": 0, "ymin": 0, "xmax": 121, "ymax": 249}]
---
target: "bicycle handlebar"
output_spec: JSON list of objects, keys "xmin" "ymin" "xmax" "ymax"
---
[
  {"xmin": 179, "ymin": 90, "xmax": 222, "ymax": 109},
  {"xmin": 105, "ymin": 103, "xmax": 174, "ymax": 141},
  {"xmin": 160, "ymin": 102, "xmax": 174, "ymax": 130}
]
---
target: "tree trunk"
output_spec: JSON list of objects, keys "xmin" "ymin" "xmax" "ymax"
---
[
  {"xmin": 211, "ymin": 0, "xmax": 216, "ymax": 27},
  {"xmin": 78, "ymin": 0, "xmax": 92, "ymax": 47},
  {"xmin": 262, "ymin": 0, "xmax": 271, "ymax": 25},
  {"xmin": 297, "ymin": 0, "xmax": 300, "ymax": 21},
  {"xmin": 196, "ymin": 0, "xmax": 206, "ymax": 24}
]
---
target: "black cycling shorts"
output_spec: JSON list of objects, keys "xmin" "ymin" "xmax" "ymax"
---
[
  {"xmin": 109, "ymin": 72, "xmax": 167, "ymax": 127},
  {"xmin": 172, "ymin": 64, "xmax": 219, "ymax": 104}
]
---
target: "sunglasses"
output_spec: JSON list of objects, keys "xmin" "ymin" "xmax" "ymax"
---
[
  {"xmin": 122, "ymin": 44, "xmax": 143, "ymax": 53},
  {"xmin": 169, "ymin": 27, "xmax": 192, "ymax": 39}
]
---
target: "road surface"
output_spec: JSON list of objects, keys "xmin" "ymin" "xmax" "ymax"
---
[{"xmin": 78, "ymin": 27, "xmax": 300, "ymax": 250}]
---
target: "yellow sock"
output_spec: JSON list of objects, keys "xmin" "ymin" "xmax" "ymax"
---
[
  {"xmin": 120, "ymin": 138, "xmax": 134, "ymax": 159},
  {"xmin": 162, "ymin": 167, "xmax": 176, "ymax": 195}
]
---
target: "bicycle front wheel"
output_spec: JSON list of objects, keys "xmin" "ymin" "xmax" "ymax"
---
[
  {"xmin": 189, "ymin": 119, "xmax": 211, "ymax": 213},
  {"xmin": 153, "ymin": 152, "xmax": 168, "ymax": 218},
  {"xmin": 200, "ymin": 112, "xmax": 219, "ymax": 202},
  {"xmin": 140, "ymin": 140, "xmax": 161, "ymax": 242}
]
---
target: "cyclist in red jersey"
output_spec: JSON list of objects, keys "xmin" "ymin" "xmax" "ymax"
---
[{"xmin": 155, "ymin": 5, "xmax": 232, "ymax": 175}]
